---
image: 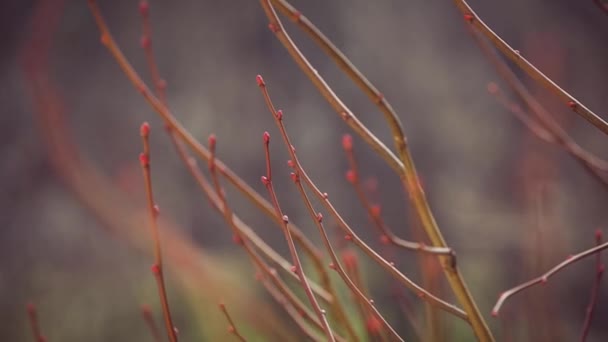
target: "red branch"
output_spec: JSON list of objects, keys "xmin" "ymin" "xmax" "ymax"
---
[
  {"xmin": 256, "ymin": 75, "xmax": 466, "ymax": 322},
  {"xmin": 580, "ymin": 230, "xmax": 604, "ymax": 342},
  {"xmin": 139, "ymin": 123, "xmax": 179, "ymax": 342},
  {"xmin": 493, "ymin": 236, "xmax": 608, "ymax": 316},
  {"xmin": 141, "ymin": 304, "xmax": 162, "ymax": 342},
  {"xmin": 342, "ymin": 133, "xmax": 453, "ymax": 255},
  {"xmin": 219, "ymin": 302, "xmax": 247, "ymax": 342},
  {"xmin": 26, "ymin": 303, "xmax": 47, "ymax": 342},
  {"xmin": 260, "ymin": 131, "xmax": 336, "ymax": 341}
]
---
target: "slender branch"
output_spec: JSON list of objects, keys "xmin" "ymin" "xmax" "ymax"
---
[
  {"xmin": 139, "ymin": 123, "xmax": 179, "ymax": 342},
  {"xmin": 392, "ymin": 286, "xmax": 424, "ymax": 341},
  {"xmin": 261, "ymin": 104, "xmax": 403, "ymax": 340},
  {"xmin": 339, "ymin": 250, "xmax": 370, "ymax": 339},
  {"xmin": 133, "ymin": 1, "xmax": 336, "ymax": 312},
  {"xmin": 26, "ymin": 303, "xmax": 47, "ymax": 342},
  {"xmin": 258, "ymin": 2, "xmax": 491, "ymax": 339},
  {"xmin": 86, "ymin": 0, "xmax": 326, "ymax": 284},
  {"xmin": 258, "ymin": 0, "xmax": 401, "ymax": 173},
  {"xmin": 292, "ymin": 173, "xmax": 403, "ymax": 341},
  {"xmin": 593, "ymin": 0, "xmax": 608, "ymax": 15},
  {"xmin": 173, "ymin": 132, "xmax": 334, "ymax": 306},
  {"xmin": 257, "ymin": 75, "xmax": 467, "ymax": 322},
  {"xmin": 453, "ymin": 0, "xmax": 608, "ymax": 135},
  {"xmin": 260, "ymin": 278, "xmax": 325, "ymax": 342},
  {"xmin": 580, "ymin": 230, "xmax": 604, "ymax": 342},
  {"xmin": 487, "ymin": 81, "xmax": 608, "ymax": 189},
  {"xmin": 493, "ymin": 239, "xmax": 608, "ymax": 315},
  {"xmin": 204, "ymin": 136, "xmax": 340, "ymax": 339},
  {"xmin": 468, "ymin": 25, "xmax": 608, "ymax": 189},
  {"xmin": 342, "ymin": 133, "xmax": 452, "ymax": 255},
  {"xmin": 261, "ymin": 132, "xmax": 336, "ymax": 342},
  {"xmin": 219, "ymin": 302, "xmax": 247, "ymax": 342},
  {"xmin": 138, "ymin": 0, "xmax": 167, "ymax": 104},
  {"xmin": 95, "ymin": 7, "xmax": 343, "ymax": 335},
  {"xmin": 141, "ymin": 304, "xmax": 163, "ymax": 342}
]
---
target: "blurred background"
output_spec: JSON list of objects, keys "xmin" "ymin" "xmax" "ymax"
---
[{"xmin": 2, "ymin": 0, "xmax": 608, "ymax": 340}]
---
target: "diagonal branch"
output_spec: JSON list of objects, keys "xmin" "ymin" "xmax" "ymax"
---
[
  {"xmin": 493, "ymin": 239, "xmax": 608, "ymax": 315},
  {"xmin": 261, "ymin": 132, "xmax": 336, "ymax": 341},
  {"xmin": 258, "ymin": 1, "xmax": 489, "ymax": 339},
  {"xmin": 257, "ymin": 75, "xmax": 467, "ymax": 322},
  {"xmin": 86, "ymin": 0, "xmax": 326, "ymax": 285},
  {"xmin": 453, "ymin": 0, "xmax": 608, "ymax": 135}
]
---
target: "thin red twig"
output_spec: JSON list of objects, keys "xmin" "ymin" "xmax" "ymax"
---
[
  {"xmin": 138, "ymin": 0, "xmax": 167, "ymax": 104},
  {"xmin": 593, "ymin": 0, "xmax": 608, "ymax": 15},
  {"xmin": 468, "ymin": 22, "xmax": 608, "ymax": 189},
  {"xmin": 342, "ymin": 133, "xmax": 452, "ymax": 255},
  {"xmin": 219, "ymin": 302, "xmax": 247, "ymax": 342},
  {"xmin": 487, "ymin": 82, "xmax": 608, "ymax": 189},
  {"xmin": 260, "ymin": 279, "xmax": 325, "ymax": 342},
  {"xmin": 202, "ymin": 135, "xmax": 339, "ymax": 339},
  {"xmin": 493, "ymin": 238, "xmax": 608, "ymax": 315},
  {"xmin": 289, "ymin": 156, "xmax": 403, "ymax": 340},
  {"xmin": 261, "ymin": 131, "xmax": 336, "ymax": 342},
  {"xmin": 139, "ymin": 123, "xmax": 179, "ymax": 342},
  {"xmin": 87, "ymin": 0, "xmax": 327, "ymax": 285},
  {"xmin": 256, "ymin": 75, "xmax": 467, "ymax": 322},
  {"xmin": 258, "ymin": 2, "xmax": 489, "ymax": 338},
  {"xmin": 580, "ymin": 230, "xmax": 605, "ymax": 342},
  {"xmin": 134, "ymin": 2, "xmax": 337, "ymax": 316},
  {"xmin": 141, "ymin": 304, "xmax": 163, "ymax": 342},
  {"xmin": 454, "ymin": 0, "xmax": 608, "ymax": 135},
  {"xmin": 26, "ymin": 303, "xmax": 47, "ymax": 342}
]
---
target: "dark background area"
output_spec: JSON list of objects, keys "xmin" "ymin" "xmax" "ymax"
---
[{"xmin": 1, "ymin": 0, "xmax": 608, "ymax": 340}]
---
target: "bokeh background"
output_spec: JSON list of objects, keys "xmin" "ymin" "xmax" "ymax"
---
[{"xmin": 2, "ymin": 0, "xmax": 608, "ymax": 340}]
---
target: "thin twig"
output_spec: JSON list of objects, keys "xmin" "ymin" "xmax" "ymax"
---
[
  {"xmin": 493, "ymin": 239, "xmax": 608, "ymax": 315},
  {"xmin": 342, "ymin": 133, "xmax": 452, "ymax": 255},
  {"xmin": 468, "ymin": 25, "xmax": 608, "ymax": 189},
  {"xmin": 593, "ymin": 0, "xmax": 608, "ymax": 15},
  {"xmin": 134, "ymin": 1, "xmax": 335, "ymax": 311},
  {"xmin": 392, "ymin": 286, "xmax": 424, "ymax": 341},
  {"xmin": 138, "ymin": 4, "xmax": 339, "ymax": 331},
  {"xmin": 260, "ymin": 279, "xmax": 325, "ymax": 342},
  {"xmin": 204, "ymin": 136, "xmax": 341, "ymax": 339},
  {"xmin": 26, "ymin": 303, "xmax": 47, "ymax": 342},
  {"xmin": 138, "ymin": 0, "xmax": 167, "ymax": 104},
  {"xmin": 487, "ymin": 82, "xmax": 608, "ymax": 189},
  {"xmin": 139, "ymin": 123, "xmax": 179, "ymax": 342},
  {"xmin": 87, "ymin": 0, "xmax": 327, "ymax": 287},
  {"xmin": 454, "ymin": 0, "xmax": 608, "ymax": 135},
  {"xmin": 286, "ymin": 146, "xmax": 403, "ymax": 340},
  {"xmin": 141, "ymin": 304, "xmax": 163, "ymax": 342},
  {"xmin": 257, "ymin": 75, "xmax": 467, "ymax": 322},
  {"xmin": 580, "ymin": 230, "xmax": 604, "ymax": 342},
  {"xmin": 219, "ymin": 302, "xmax": 247, "ymax": 342},
  {"xmin": 261, "ymin": 132, "xmax": 336, "ymax": 342},
  {"xmin": 258, "ymin": 2, "xmax": 490, "ymax": 338}
]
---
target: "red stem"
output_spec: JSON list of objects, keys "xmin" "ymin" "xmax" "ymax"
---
[
  {"xmin": 26, "ymin": 303, "xmax": 47, "ymax": 342},
  {"xmin": 493, "ymin": 238, "xmax": 608, "ymax": 315},
  {"xmin": 261, "ymin": 132, "xmax": 336, "ymax": 342},
  {"xmin": 256, "ymin": 75, "xmax": 467, "ymax": 322},
  {"xmin": 141, "ymin": 304, "xmax": 163, "ymax": 342},
  {"xmin": 580, "ymin": 230, "xmax": 604, "ymax": 342},
  {"xmin": 140, "ymin": 124, "xmax": 179, "ymax": 342},
  {"xmin": 219, "ymin": 302, "xmax": 247, "ymax": 342},
  {"xmin": 342, "ymin": 134, "xmax": 453, "ymax": 255}
]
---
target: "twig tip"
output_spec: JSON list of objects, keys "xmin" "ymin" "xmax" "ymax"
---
[
  {"xmin": 256, "ymin": 74, "xmax": 265, "ymax": 87},
  {"xmin": 140, "ymin": 122, "xmax": 150, "ymax": 137}
]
